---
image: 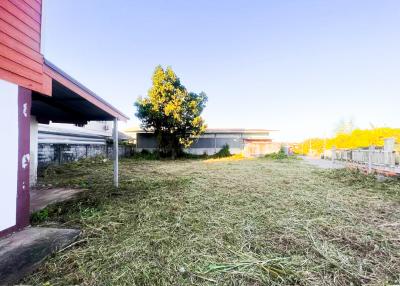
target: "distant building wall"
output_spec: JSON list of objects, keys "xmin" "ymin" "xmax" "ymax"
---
[
  {"xmin": 30, "ymin": 122, "xmax": 133, "ymax": 184},
  {"xmin": 137, "ymin": 133, "xmax": 158, "ymax": 149},
  {"xmin": 37, "ymin": 144, "xmax": 133, "ymax": 169},
  {"xmin": 244, "ymin": 141, "xmax": 281, "ymax": 157},
  {"xmin": 136, "ymin": 132, "xmax": 278, "ymax": 157},
  {"xmin": 184, "ymin": 147, "xmax": 244, "ymax": 155},
  {"xmin": 36, "ymin": 121, "xmax": 132, "ymax": 169}
]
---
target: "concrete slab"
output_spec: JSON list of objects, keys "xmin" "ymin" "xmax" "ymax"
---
[
  {"xmin": 30, "ymin": 188, "xmax": 85, "ymax": 213},
  {"xmin": 0, "ymin": 227, "xmax": 80, "ymax": 284}
]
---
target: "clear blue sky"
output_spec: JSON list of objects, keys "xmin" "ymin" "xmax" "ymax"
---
[{"xmin": 42, "ymin": 0, "xmax": 400, "ymax": 141}]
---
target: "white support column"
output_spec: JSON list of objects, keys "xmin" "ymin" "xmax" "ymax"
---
[{"xmin": 113, "ymin": 118, "xmax": 119, "ymax": 188}]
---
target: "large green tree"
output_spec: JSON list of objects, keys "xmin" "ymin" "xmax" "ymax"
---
[{"xmin": 135, "ymin": 66, "xmax": 207, "ymax": 158}]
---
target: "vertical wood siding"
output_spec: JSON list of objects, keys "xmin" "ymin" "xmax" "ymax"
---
[{"xmin": 0, "ymin": 0, "xmax": 51, "ymax": 95}]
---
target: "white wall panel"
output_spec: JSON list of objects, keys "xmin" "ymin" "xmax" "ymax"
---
[{"xmin": 0, "ymin": 80, "xmax": 18, "ymax": 231}]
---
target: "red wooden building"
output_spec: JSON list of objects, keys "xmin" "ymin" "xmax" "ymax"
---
[{"xmin": 0, "ymin": 0, "xmax": 128, "ymax": 237}]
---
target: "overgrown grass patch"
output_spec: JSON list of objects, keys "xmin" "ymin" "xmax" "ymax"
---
[
  {"xmin": 25, "ymin": 158, "xmax": 400, "ymax": 285},
  {"xmin": 323, "ymin": 168, "xmax": 400, "ymax": 200}
]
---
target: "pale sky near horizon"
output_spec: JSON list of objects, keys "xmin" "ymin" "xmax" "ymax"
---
[{"xmin": 42, "ymin": 1, "xmax": 400, "ymax": 142}]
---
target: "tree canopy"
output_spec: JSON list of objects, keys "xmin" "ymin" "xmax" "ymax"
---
[{"xmin": 135, "ymin": 66, "xmax": 207, "ymax": 158}]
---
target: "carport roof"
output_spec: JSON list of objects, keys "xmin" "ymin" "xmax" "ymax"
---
[{"xmin": 31, "ymin": 59, "xmax": 129, "ymax": 125}]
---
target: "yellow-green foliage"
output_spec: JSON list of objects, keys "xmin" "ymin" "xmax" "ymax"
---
[
  {"xmin": 295, "ymin": 128, "xmax": 400, "ymax": 154},
  {"xmin": 135, "ymin": 66, "xmax": 207, "ymax": 156}
]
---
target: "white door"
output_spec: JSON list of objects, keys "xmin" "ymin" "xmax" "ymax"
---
[{"xmin": 0, "ymin": 80, "xmax": 18, "ymax": 231}]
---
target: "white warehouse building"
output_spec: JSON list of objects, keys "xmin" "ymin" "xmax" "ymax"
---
[{"xmin": 129, "ymin": 128, "xmax": 281, "ymax": 157}]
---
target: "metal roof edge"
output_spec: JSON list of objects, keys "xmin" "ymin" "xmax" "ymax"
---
[{"xmin": 43, "ymin": 59, "xmax": 129, "ymax": 121}]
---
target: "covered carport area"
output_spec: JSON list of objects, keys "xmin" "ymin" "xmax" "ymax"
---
[
  {"xmin": 30, "ymin": 59, "xmax": 129, "ymax": 188},
  {"xmin": 0, "ymin": 60, "xmax": 128, "ymax": 284}
]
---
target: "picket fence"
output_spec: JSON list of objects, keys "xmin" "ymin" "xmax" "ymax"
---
[
  {"xmin": 326, "ymin": 149, "xmax": 396, "ymax": 166},
  {"xmin": 323, "ymin": 147, "xmax": 400, "ymax": 175}
]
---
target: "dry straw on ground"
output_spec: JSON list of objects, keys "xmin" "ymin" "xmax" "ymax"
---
[{"xmin": 26, "ymin": 157, "xmax": 400, "ymax": 285}]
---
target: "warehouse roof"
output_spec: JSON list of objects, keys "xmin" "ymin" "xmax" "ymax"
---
[{"xmin": 125, "ymin": 127, "xmax": 278, "ymax": 134}]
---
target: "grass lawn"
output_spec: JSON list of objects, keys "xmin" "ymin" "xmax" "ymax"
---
[{"xmin": 25, "ymin": 157, "xmax": 400, "ymax": 285}]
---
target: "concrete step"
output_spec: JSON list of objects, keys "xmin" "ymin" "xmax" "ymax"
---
[{"xmin": 0, "ymin": 227, "xmax": 80, "ymax": 284}]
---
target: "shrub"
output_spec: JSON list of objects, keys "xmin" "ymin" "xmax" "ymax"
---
[
  {"xmin": 265, "ymin": 147, "xmax": 288, "ymax": 160},
  {"xmin": 214, "ymin": 144, "xmax": 231, "ymax": 158}
]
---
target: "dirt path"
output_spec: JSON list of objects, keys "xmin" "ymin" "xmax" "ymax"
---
[{"xmin": 300, "ymin": 156, "xmax": 346, "ymax": 169}]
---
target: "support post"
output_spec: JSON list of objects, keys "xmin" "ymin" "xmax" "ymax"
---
[
  {"xmin": 113, "ymin": 118, "xmax": 119, "ymax": 188},
  {"xmin": 331, "ymin": 146, "xmax": 336, "ymax": 163},
  {"xmin": 17, "ymin": 87, "xmax": 31, "ymax": 229},
  {"xmin": 29, "ymin": 116, "xmax": 38, "ymax": 187},
  {"xmin": 214, "ymin": 133, "xmax": 217, "ymax": 154}
]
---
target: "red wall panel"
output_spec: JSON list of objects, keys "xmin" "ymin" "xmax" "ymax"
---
[
  {"xmin": 8, "ymin": 0, "xmax": 41, "ymax": 23},
  {"xmin": 0, "ymin": 0, "xmax": 50, "ymax": 95}
]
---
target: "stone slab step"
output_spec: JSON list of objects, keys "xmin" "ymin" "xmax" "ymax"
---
[{"xmin": 0, "ymin": 227, "xmax": 80, "ymax": 284}]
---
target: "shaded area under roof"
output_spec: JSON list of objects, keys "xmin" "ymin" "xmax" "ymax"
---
[{"xmin": 31, "ymin": 60, "xmax": 128, "ymax": 125}]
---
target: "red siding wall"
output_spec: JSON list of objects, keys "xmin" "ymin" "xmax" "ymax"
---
[{"xmin": 0, "ymin": 0, "xmax": 51, "ymax": 95}]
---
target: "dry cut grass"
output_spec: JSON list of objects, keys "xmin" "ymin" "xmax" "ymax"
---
[{"xmin": 25, "ymin": 157, "xmax": 400, "ymax": 285}]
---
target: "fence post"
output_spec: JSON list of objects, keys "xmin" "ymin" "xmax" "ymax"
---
[
  {"xmin": 384, "ymin": 138, "xmax": 395, "ymax": 167},
  {"xmin": 368, "ymin": 146, "xmax": 375, "ymax": 174},
  {"xmin": 331, "ymin": 146, "xmax": 336, "ymax": 163},
  {"xmin": 57, "ymin": 145, "xmax": 62, "ymax": 165}
]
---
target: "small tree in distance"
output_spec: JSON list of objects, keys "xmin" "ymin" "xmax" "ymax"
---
[{"xmin": 135, "ymin": 66, "xmax": 208, "ymax": 158}]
